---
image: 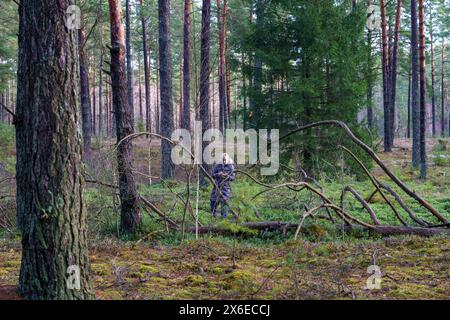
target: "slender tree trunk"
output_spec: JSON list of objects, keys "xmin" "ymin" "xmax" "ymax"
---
[
  {"xmin": 126, "ymin": 0, "xmax": 134, "ymax": 129},
  {"xmin": 411, "ymin": 0, "xmax": 420, "ymax": 168},
  {"xmin": 441, "ymin": 39, "xmax": 446, "ymax": 137},
  {"xmin": 242, "ymin": 52, "xmax": 247, "ymax": 130},
  {"xmin": 138, "ymin": 55, "xmax": 143, "ymax": 121},
  {"xmin": 140, "ymin": 0, "xmax": 152, "ymax": 133},
  {"xmin": 92, "ymin": 58, "xmax": 97, "ymax": 136},
  {"xmin": 158, "ymin": 0, "xmax": 175, "ymax": 179},
  {"xmin": 430, "ymin": 8, "xmax": 436, "ymax": 137},
  {"xmin": 79, "ymin": 27, "xmax": 92, "ymax": 161},
  {"xmin": 16, "ymin": 0, "xmax": 93, "ymax": 299},
  {"xmin": 217, "ymin": 0, "xmax": 228, "ymax": 132},
  {"xmin": 389, "ymin": 0, "xmax": 402, "ymax": 146},
  {"xmin": 108, "ymin": 0, "xmax": 141, "ymax": 235},
  {"xmin": 181, "ymin": 0, "xmax": 191, "ymax": 131},
  {"xmin": 252, "ymin": 0, "xmax": 263, "ymax": 128},
  {"xmin": 407, "ymin": 62, "xmax": 411, "ymax": 138},
  {"xmin": 98, "ymin": 52, "xmax": 104, "ymax": 137},
  {"xmin": 380, "ymin": 0, "xmax": 391, "ymax": 151},
  {"xmin": 418, "ymin": 0, "xmax": 427, "ymax": 179},
  {"xmin": 200, "ymin": 0, "xmax": 211, "ymax": 186},
  {"xmin": 366, "ymin": 0, "xmax": 374, "ymax": 129}
]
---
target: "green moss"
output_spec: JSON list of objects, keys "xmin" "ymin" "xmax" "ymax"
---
[
  {"xmin": 183, "ymin": 275, "xmax": 206, "ymax": 285},
  {"xmin": 91, "ymin": 263, "xmax": 111, "ymax": 276},
  {"xmin": 139, "ymin": 265, "xmax": 158, "ymax": 274},
  {"xmin": 223, "ymin": 270, "xmax": 258, "ymax": 293}
]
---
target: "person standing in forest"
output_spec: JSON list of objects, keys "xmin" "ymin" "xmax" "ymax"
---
[{"xmin": 210, "ymin": 153, "xmax": 235, "ymax": 218}]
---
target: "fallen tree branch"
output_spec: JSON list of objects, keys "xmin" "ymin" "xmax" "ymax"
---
[
  {"xmin": 281, "ymin": 120, "xmax": 448, "ymax": 224},
  {"xmin": 340, "ymin": 186, "xmax": 380, "ymax": 225},
  {"xmin": 187, "ymin": 221, "xmax": 450, "ymax": 237}
]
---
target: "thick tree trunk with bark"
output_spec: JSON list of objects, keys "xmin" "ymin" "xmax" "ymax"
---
[
  {"xmin": 79, "ymin": 27, "xmax": 92, "ymax": 161},
  {"xmin": 181, "ymin": 0, "xmax": 191, "ymax": 131},
  {"xmin": 411, "ymin": 0, "xmax": 420, "ymax": 167},
  {"xmin": 159, "ymin": 0, "xmax": 175, "ymax": 179},
  {"xmin": 108, "ymin": 0, "xmax": 141, "ymax": 235},
  {"xmin": 15, "ymin": 0, "xmax": 93, "ymax": 299},
  {"xmin": 418, "ymin": 0, "xmax": 427, "ymax": 179}
]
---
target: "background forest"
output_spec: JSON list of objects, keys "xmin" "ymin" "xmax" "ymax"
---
[{"xmin": 0, "ymin": 0, "xmax": 449, "ymax": 300}]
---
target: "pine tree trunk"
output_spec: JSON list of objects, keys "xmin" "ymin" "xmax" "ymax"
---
[
  {"xmin": 79, "ymin": 27, "xmax": 92, "ymax": 161},
  {"xmin": 138, "ymin": 55, "xmax": 143, "ymax": 121},
  {"xmin": 92, "ymin": 57, "xmax": 97, "ymax": 136},
  {"xmin": 158, "ymin": 0, "xmax": 175, "ymax": 179},
  {"xmin": 411, "ymin": 0, "xmax": 420, "ymax": 167},
  {"xmin": 98, "ymin": 52, "xmax": 104, "ymax": 137},
  {"xmin": 200, "ymin": 0, "xmax": 211, "ymax": 186},
  {"xmin": 140, "ymin": 0, "xmax": 152, "ymax": 133},
  {"xmin": 16, "ymin": 0, "xmax": 93, "ymax": 299},
  {"xmin": 108, "ymin": 0, "xmax": 141, "ymax": 235},
  {"xmin": 441, "ymin": 39, "xmax": 446, "ymax": 137},
  {"xmin": 380, "ymin": 0, "xmax": 391, "ymax": 152},
  {"xmin": 407, "ymin": 61, "xmax": 412, "ymax": 138},
  {"xmin": 181, "ymin": 0, "xmax": 191, "ymax": 131},
  {"xmin": 126, "ymin": 0, "xmax": 134, "ymax": 129},
  {"xmin": 418, "ymin": 0, "xmax": 427, "ymax": 179},
  {"xmin": 389, "ymin": 0, "xmax": 402, "ymax": 147},
  {"xmin": 217, "ymin": 0, "xmax": 228, "ymax": 132},
  {"xmin": 430, "ymin": 8, "xmax": 436, "ymax": 137}
]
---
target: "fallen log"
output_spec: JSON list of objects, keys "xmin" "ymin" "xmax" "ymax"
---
[{"xmin": 187, "ymin": 221, "xmax": 450, "ymax": 237}]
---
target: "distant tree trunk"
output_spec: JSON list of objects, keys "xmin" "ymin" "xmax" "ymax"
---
[
  {"xmin": 108, "ymin": 0, "xmax": 141, "ymax": 235},
  {"xmin": 411, "ymin": 0, "xmax": 420, "ymax": 168},
  {"xmin": 105, "ymin": 80, "xmax": 110, "ymax": 135},
  {"xmin": 430, "ymin": 8, "xmax": 436, "ymax": 137},
  {"xmin": 252, "ymin": 0, "xmax": 263, "ymax": 128},
  {"xmin": 16, "ymin": 0, "xmax": 93, "ymax": 299},
  {"xmin": 98, "ymin": 51, "xmax": 104, "ymax": 136},
  {"xmin": 92, "ymin": 58, "xmax": 97, "ymax": 136},
  {"xmin": 181, "ymin": 0, "xmax": 191, "ymax": 131},
  {"xmin": 0, "ymin": 93, "xmax": 3, "ymax": 123},
  {"xmin": 441, "ymin": 39, "xmax": 446, "ymax": 137},
  {"xmin": 388, "ymin": 0, "xmax": 402, "ymax": 146},
  {"xmin": 407, "ymin": 61, "xmax": 411, "ymax": 138},
  {"xmin": 126, "ymin": 0, "xmax": 134, "ymax": 129},
  {"xmin": 366, "ymin": 0, "xmax": 374, "ymax": 129},
  {"xmin": 159, "ymin": 0, "xmax": 175, "ymax": 179},
  {"xmin": 242, "ymin": 52, "xmax": 247, "ymax": 130},
  {"xmin": 79, "ymin": 27, "xmax": 92, "ymax": 160},
  {"xmin": 418, "ymin": 0, "xmax": 427, "ymax": 179},
  {"xmin": 200, "ymin": 0, "xmax": 211, "ymax": 186},
  {"xmin": 217, "ymin": 0, "xmax": 228, "ymax": 132},
  {"xmin": 138, "ymin": 55, "xmax": 143, "ymax": 121},
  {"xmin": 380, "ymin": 0, "xmax": 391, "ymax": 151},
  {"xmin": 140, "ymin": 0, "xmax": 152, "ymax": 132}
]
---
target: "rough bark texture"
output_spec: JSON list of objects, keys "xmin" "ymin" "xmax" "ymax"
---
[
  {"xmin": 79, "ymin": 27, "xmax": 92, "ymax": 161},
  {"xmin": 418, "ymin": 0, "xmax": 427, "ymax": 179},
  {"xmin": 159, "ymin": 0, "xmax": 175, "ymax": 179},
  {"xmin": 108, "ymin": 0, "xmax": 142, "ymax": 235},
  {"xmin": 200, "ymin": 0, "xmax": 211, "ymax": 186},
  {"xmin": 15, "ymin": 0, "xmax": 93, "ymax": 299},
  {"xmin": 411, "ymin": 0, "xmax": 420, "ymax": 167},
  {"xmin": 181, "ymin": 0, "xmax": 191, "ymax": 131}
]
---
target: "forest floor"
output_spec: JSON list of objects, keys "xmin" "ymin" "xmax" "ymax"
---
[{"xmin": 0, "ymin": 125, "xmax": 449, "ymax": 299}]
